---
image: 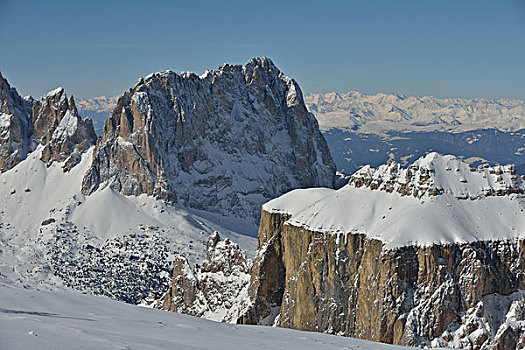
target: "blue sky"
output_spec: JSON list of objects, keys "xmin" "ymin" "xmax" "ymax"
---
[{"xmin": 1, "ymin": 0, "xmax": 524, "ymax": 100}]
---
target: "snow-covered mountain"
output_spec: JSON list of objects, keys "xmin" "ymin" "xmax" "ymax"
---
[
  {"xmin": 0, "ymin": 73, "xmax": 97, "ymax": 172},
  {"xmin": 307, "ymin": 91, "xmax": 525, "ymax": 134},
  {"xmin": 265, "ymin": 152, "xmax": 524, "ymax": 247},
  {"xmin": 241, "ymin": 153, "xmax": 525, "ymax": 348},
  {"xmin": 306, "ymin": 92, "xmax": 525, "ymax": 174},
  {"xmin": 82, "ymin": 57, "xmax": 335, "ymax": 223},
  {"xmin": 0, "ymin": 58, "xmax": 334, "ymax": 305}
]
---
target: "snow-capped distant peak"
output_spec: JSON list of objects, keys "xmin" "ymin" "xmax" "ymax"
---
[{"xmin": 349, "ymin": 152, "xmax": 523, "ymax": 200}]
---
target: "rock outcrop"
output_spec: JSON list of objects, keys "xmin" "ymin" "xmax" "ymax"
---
[
  {"xmin": 159, "ymin": 232, "xmax": 251, "ymax": 322},
  {"xmin": 0, "ymin": 73, "xmax": 96, "ymax": 172},
  {"xmin": 0, "ymin": 72, "xmax": 34, "ymax": 171},
  {"xmin": 81, "ymin": 57, "xmax": 335, "ymax": 221},
  {"xmin": 33, "ymin": 87, "xmax": 97, "ymax": 169},
  {"xmin": 241, "ymin": 154, "xmax": 525, "ymax": 349}
]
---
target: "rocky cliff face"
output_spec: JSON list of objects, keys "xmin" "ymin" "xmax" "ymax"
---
[
  {"xmin": 245, "ymin": 211, "xmax": 525, "ymax": 349},
  {"xmin": 33, "ymin": 88, "xmax": 97, "ymax": 170},
  {"xmin": 0, "ymin": 72, "xmax": 34, "ymax": 171},
  {"xmin": 242, "ymin": 154, "xmax": 525, "ymax": 349},
  {"xmin": 159, "ymin": 232, "xmax": 252, "ymax": 322},
  {"xmin": 81, "ymin": 57, "xmax": 335, "ymax": 221},
  {"xmin": 0, "ymin": 73, "xmax": 96, "ymax": 172}
]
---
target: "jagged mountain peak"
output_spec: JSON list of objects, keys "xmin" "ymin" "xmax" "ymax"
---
[
  {"xmin": 46, "ymin": 86, "xmax": 66, "ymax": 98},
  {"xmin": 83, "ymin": 58, "xmax": 335, "ymax": 222},
  {"xmin": 0, "ymin": 75, "xmax": 96, "ymax": 172}
]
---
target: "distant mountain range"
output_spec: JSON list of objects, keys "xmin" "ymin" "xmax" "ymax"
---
[
  {"xmin": 305, "ymin": 92, "xmax": 525, "ymax": 174},
  {"xmin": 77, "ymin": 96, "xmax": 118, "ymax": 135}
]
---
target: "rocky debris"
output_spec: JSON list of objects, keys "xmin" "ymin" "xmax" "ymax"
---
[
  {"xmin": 242, "ymin": 209, "xmax": 525, "ymax": 349},
  {"xmin": 48, "ymin": 223, "xmax": 177, "ymax": 304},
  {"xmin": 0, "ymin": 73, "xmax": 96, "ymax": 172},
  {"xmin": 159, "ymin": 232, "xmax": 252, "ymax": 323},
  {"xmin": 0, "ymin": 72, "xmax": 34, "ymax": 171},
  {"xmin": 82, "ymin": 57, "xmax": 335, "ymax": 222}
]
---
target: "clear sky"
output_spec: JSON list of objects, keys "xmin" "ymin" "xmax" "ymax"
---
[{"xmin": 1, "ymin": 0, "xmax": 524, "ymax": 100}]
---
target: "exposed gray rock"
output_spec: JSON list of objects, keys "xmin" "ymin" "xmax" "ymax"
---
[
  {"xmin": 0, "ymin": 72, "xmax": 34, "ymax": 171},
  {"xmin": 33, "ymin": 87, "xmax": 97, "ymax": 165},
  {"xmin": 82, "ymin": 57, "xmax": 335, "ymax": 221},
  {"xmin": 0, "ymin": 74, "xmax": 96, "ymax": 172},
  {"xmin": 159, "ymin": 232, "xmax": 251, "ymax": 322}
]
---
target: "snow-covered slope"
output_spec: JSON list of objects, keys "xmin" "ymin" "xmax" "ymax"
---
[
  {"xmin": 306, "ymin": 92, "xmax": 525, "ymax": 174},
  {"xmin": 0, "ymin": 284, "xmax": 434, "ymax": 350},
  {"xmin": 263, "ymin": 153, "xmax": 525, "ymax": 248},
  {"xmin": 0, "ymin": 146, "xmax": 256, "ymax": 303}
]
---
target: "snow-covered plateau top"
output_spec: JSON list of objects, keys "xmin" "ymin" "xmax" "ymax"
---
[
  {"xmin": 263, "ymin": 153, "xmax": 525, "ymax": 248},
  {"xmin": 306, "ymin": 91, "xmax": 525, "ymax": 134}
]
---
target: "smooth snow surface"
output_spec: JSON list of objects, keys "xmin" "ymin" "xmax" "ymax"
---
[
  {"xmin": 0, "ymin": 285, "xmax": 439, "ymax": 350},
  {"xmin": 264, "ymin": 154, "xmax": 525, "ymax": 248}
]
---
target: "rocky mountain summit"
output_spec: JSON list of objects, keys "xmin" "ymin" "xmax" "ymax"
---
[
  {"xmin": 81, "ymin": 57, "xmax": 335, "ymax": 222},
  {"xmin": 349, "ymin": 152, "xmax": 523, "ymax": 199},
  {"xmin": 0, "ymin": 73, "xmax": 96, "ymax": 172},
  {"xmin": 0, "ymin": 72, "xmax": 34, "ymax": 171}
]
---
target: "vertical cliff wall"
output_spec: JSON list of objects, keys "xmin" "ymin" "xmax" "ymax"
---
[{"xmin": 244, "ymin": 209, "xmax": 525, "ymax": 349}]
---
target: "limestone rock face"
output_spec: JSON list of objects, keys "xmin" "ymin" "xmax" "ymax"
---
[
  {"xmin": 159, "ymin": 232, "xmax": 251, "ymax": 323},
  {"xmin": 81, "ymin": 57, "xmax": 335, "ymax": 221},
  {"xmin": 0, "ymin": 72, "xmax": 33, "ymax": 171},
  {"xmin": 243, "ymin": 155, "xmax": 525, "ymax": 348},
  {"xmin": 33, "ymin": 88, "xmax": 97, "ymax": 168},
  {"xmin": 0, "ymin": 73, "xmax": 96, "ymax": 172},
  {"xmin": 244, "ymin": 210, "xmax": 525, "ymax": 349}
]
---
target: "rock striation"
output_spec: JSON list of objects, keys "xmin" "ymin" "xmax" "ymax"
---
[
  {"xmin": 0, "ymin": 73, "xmax": 96, "ymax": 172},
  {"xmin": 241, "ymin": 153, "xmax": 525, "ymax": 349},
  {"xmin": 81, "ymin": 57, "xmax": 335, "ymax": 221}
]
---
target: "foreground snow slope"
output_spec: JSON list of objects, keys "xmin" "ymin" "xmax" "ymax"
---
[{"xmin": 0, "ymin": 284, "xmax": 443, "ymax": 350}]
